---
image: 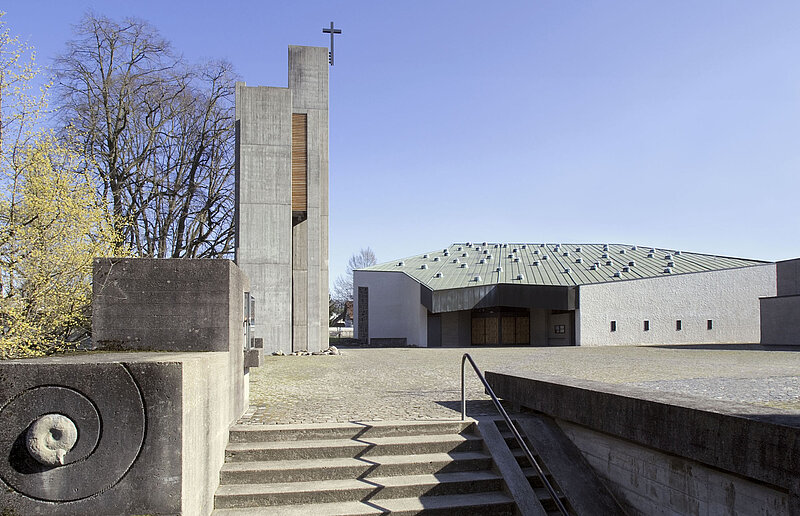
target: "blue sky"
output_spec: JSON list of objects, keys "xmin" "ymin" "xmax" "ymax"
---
[{"xmin": 5, "ymin": 1, "xmax": 800, "ymax": 285}]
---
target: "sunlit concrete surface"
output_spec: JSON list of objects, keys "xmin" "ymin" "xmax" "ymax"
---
[{"xmin": 243, "ymin": 345, "xmax": 800, "ymax": 424}]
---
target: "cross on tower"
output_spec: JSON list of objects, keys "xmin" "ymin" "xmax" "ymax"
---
[{"xmin": 322, "ymin": 21, "xmax": 342, "ymax": 66}]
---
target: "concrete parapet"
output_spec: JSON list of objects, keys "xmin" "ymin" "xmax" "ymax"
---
[
  {"xmin": 0, "ymin": 352, "xmax": 240, "ymax": 515},
  {"xmin": 93, "ymin": 257, "xmax": 249, "ymax": 353},
  {"xmin": 486, "ymin": 371, "xmax": 798, "ymax": 514},
  {"xmin": 1, "ymin": 258, "xmax": 253, "ymax": 515}
]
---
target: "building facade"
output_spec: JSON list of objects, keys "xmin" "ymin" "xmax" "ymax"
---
[{"xmin": 354, "ymin": 243, "xmax": 776, "ymax": 347}]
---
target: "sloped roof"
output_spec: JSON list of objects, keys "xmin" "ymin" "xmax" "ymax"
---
[{"xmin": 359, "ymin": 242, "xmax": 769, "ymax": 291}]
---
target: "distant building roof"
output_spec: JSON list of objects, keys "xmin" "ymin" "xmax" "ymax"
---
[{"xmin": 359, "ymin": 243, "xmax": 769, "ymax": 291}]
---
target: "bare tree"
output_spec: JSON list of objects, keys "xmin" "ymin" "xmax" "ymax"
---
[
  {"xmin": 332, "ymin": 247, "xmax": 377, "ymax": 308},
  {"xmin": 53, "ymin": 14, "xmax": 237, "ymax": 257}
]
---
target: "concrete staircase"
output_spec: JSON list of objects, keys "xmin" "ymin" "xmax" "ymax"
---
[
  {"xmin": 494, "ymin": 419, "xmax": 570, "ymax": 515},
  {"xmin": 212, "ymin": 420, "xmax": 516, "ymax": 515}
]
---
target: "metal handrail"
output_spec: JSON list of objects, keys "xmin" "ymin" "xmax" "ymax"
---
[{"xmin": 461, "ymin": 353, "xmax": 569, "ymax": 516}]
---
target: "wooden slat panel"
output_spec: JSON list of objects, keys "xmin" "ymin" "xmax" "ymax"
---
[
  {"xmin": 471, "ymin": 317, "xmax": 485, "ymax": 345},
  {"xmin": 501, "ymin": 317, "xmax": 516, "ymax": 345},
  {"xmin": 516, "ymin": 316, "xmax": 530, "ymax": 344},
  {"xmin": 485, "ymin": 317, "xmax": 498, "ymax": 345},
  {"xmin": 292, "ymin": 113, "xmax": 307, "ymax": 212}
]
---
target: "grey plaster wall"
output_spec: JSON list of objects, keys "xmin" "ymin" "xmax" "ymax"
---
[
  {"xmin": 760, "ymin": 295, "xmax": 800, "ymax": 346},
  {"xmin": 235, "ymin": 83, "xmax": 292, "ymax": 354},
  {"xmin": 577, "ymin": 264, "xmax": 776, "ymax": 346},
  {"xmin": 354, "ymin": 270, "xmax": 428, "ymax": 346}
]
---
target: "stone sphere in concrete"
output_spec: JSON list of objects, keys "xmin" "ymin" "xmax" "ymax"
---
[{"xmin": 26, "ymin": 413, "xmax": 78, "ymax": 466}]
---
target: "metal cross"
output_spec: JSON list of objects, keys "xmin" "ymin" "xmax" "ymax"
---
[{"xmin": 322, "ymin": 22, "xmax": 342, "ymax": 66}]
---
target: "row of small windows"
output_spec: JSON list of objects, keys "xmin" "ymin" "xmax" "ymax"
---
[{"xmin": 610, "ymin": 319, "xmax": 713, "ymax": 332}]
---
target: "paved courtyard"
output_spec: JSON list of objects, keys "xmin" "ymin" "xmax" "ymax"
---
[{"xmin": 242, "ymin": 345, "xmax": 800, "ymax": 424}]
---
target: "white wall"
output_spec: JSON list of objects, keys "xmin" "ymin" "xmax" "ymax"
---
[
  {"xmin": 577, "ymin": 264, "xmax": 776, "ymax": 346},
  {"xmin": 353, "ymin": 271, "xmax": 428, "ymax": 347}
]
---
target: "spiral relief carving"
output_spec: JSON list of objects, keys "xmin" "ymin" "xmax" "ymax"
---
[{"xmin": 0, "ymin": 364, "xmax": 146, "ymax": 502}]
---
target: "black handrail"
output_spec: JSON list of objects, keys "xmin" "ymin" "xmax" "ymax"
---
[{"xmin": 461, "ymin": 353, "xmax": 569, "ymax": 516}]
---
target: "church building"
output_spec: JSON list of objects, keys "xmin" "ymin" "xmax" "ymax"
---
[{"xmin": 354, "ymin": 242, "xmax": 775, "ymax": 347}]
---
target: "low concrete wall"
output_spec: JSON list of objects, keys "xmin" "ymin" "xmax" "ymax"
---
[
  {"xmin": 760, "ymin": 295, "xmax": 800, "ymax": 347},
  {"xmin": 1, "ymin": 258, "xmax": 252, "ymax": 515},
  {"xmin": 560, "ymin": 421, "xmax": 788, "ymax": 515},
  {"xmin": 486, "ymin": 371, "xmax": 799, "ymax": 514},
  {"xmin": 0, "ymin": 352, "xmax": 241, "ymax": 515}
]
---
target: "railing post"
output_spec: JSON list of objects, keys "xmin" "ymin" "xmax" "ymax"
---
[
  {"xmin": 459, "ymin": 352, "xmax": 569, "ymax": 516},
  {"xmin": 461, "ymin": 354, "xmax": 467, "ymax": 421}
]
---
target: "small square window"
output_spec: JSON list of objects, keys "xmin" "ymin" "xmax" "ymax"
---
[
  {"xmin": 610, "ymin": 321, "xmax": 617, "ymax": 332},
  {"xmin": 707, "ymin": 319, "xmax": 713, "ymax": 330},
  {"xmin": 643, "ymin": 320, "xmax": 650, "ymax": 331},
  {"xmin": 554, "ymin": 324, "xmax": 566, "ymax": 334},
  {"xmin": 676, "ymin": 320, "xmax": 682, "ymax": 331}
]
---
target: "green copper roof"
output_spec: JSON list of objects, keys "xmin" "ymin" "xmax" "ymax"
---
[{"xmin": 360, "ymin": 243, "xmax": 770, "ymax": 291}]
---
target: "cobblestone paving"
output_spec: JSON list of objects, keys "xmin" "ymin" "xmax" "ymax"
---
[{"xmin": 243, "ymin": 346, "xmax": 800, "ymax": 424}]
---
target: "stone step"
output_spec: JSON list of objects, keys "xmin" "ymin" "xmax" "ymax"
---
[
  {"xmin": 229, "ymin": 420, "xmax": 475, "ymax": 443},
  {"xmin": 212, "ymin": 491, "xmax": 515, "ymax": 515},
  {"xmin": 215, "ymin": 471, "xmax": 504, "ymax": 508},
  {"xmin": 225, "ymin": 433, "xmax": 484, "ymax": 462},
  {"xmin": 520, "ymin": 466, "xmax": 556, "ymax": 488},
  {"xmin": 220, "ymin": 451, "xmax": 493, "ymax": 484}
]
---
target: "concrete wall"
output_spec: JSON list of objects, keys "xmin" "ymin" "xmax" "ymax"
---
[
  {"xmin": 289, "ymin": 45, "xmax": 329, "ymax": 353},
  {"xmin": 235, "ymin": 83, "xmax": 293, "ymax": 354},
  {"xmin": 93, "ymin": 258, "xmax": 249, "ymax": 358},
  {"xmin": 577, "ymin": 264, "xmax": 776, "ymax": 346},
  {"xmin": 441, "ymin": 310, "xmax": 471, "ymax": 347},
  {"xmin": 486, "ymin": 371, "xmax": 799, "ymax": 514},
  {"xmin": 760, "ymin": 295, "xmax": 800, "ymax": 346},
  {"xmin": 760, "ymin": 258, "xmax": 800, "ymax": 347},
  {"xmin": 0, "ymin": 353, "xmax": 243, "ymax": 516},
  {"xmin": 1, "ymin": 258, "xmax": 252, "ymax": 515},
  {"xmin": 560, "ymin": 421, "xmax": 789, "ymax": 515},
  {"xmin": 531, "ymin": 308, "xmax": 547, "ymax": 346},
  {"xmin": 776, "ymin": 258, "xmax": 800, "ymax": 296},
  {"xmin": 235, "ymin": 46, "xmax": 329, "ymax": 353},
  {"xmin": 354, "ymin": 271, "xmax": 428, "ymax": 346}
]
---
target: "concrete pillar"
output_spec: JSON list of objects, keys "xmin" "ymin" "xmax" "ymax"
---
[
  {"xmin": 289, "ymin": 46, "xmax": 329, "ymax": 352},
  {"xmin": 235, "ymin": 84, "xmax": 292, "ymax": 354}
]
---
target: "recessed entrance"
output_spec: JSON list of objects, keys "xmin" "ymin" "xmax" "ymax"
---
[{"xmin": 471, "ymin": 307, "xmax": 530, "ymax": 346}]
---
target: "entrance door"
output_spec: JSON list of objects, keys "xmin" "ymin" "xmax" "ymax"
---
[{"xmin": 471, "ymin": 307, "xmax": 530, "ymax": 345}]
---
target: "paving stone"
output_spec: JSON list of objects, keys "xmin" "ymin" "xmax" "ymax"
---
[{"xmin": 242, "ymin": 346, "xmax": 800, "ymax": 425}]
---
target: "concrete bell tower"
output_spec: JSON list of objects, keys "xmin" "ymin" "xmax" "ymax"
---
[{"xmin": 235, "ymin": 46, "xmax": 329, "ymax": 353}]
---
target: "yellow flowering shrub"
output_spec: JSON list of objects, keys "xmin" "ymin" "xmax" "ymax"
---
[{"xmin": 0, "ymin": 13, "xmax": 121, "ymax": 358}]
